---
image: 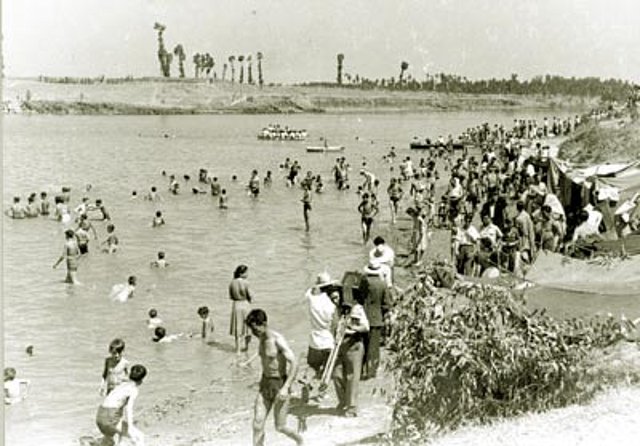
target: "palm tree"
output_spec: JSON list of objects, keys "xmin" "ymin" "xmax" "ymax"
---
[
  {"xmin": 247, "ymin": 54, "xmax": 253, "ymax": 84},
  {"xmin": 173, "ymin": 44, "xmax": 186, "ymax": 78},
  {"xmin": 193, "ymin": 53, "xmax": 201, "ymax": 78},
  {"xmin": 204, "ymin": 53, "xmax": 214, "ymax": 79},
  {"xmin": 256, "ymin": 52, "xmax": 264, "ymax": 87},
  {"xmin": 238, "ymin": 55, "xmax": 245, "ymax": 83},
  {"xmin": 336, "ymin": 53, "xmax": 344, "ymax": 85},
  {"xmin": 399, "ymin": 61, "xmax": 409, "ymax": 85},
  {"xmin": 222, "ymin": 63, "xmax": 228, "ymax": 81},
  {"xmin": 229, "ymin": 56, "xmax": 236, "ymax": 83},
  {"xmin": 153, "ymin": 22, "xmax": 170, "ymax": 77}
]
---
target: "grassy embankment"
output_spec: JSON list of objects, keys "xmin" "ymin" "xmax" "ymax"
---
[
  {"xmin": 4, "ymin": 77, "xmax": 597, "ymax": 115},
  {"xmin": 559, "ymin": 119, "xmax": 640, "ymax": 163}
]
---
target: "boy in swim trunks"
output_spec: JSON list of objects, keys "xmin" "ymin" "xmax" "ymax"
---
[
  {"xmin": 102, "ymin": 224, "xmax": 119, "ymax": 253},
  {"xmin": 95, "ymin": 364, "xmax": 146, "ymax": 446},
  {"xmin": 358, "ymin": 193, "xmax": 378, "ymax": 244},
  {"xmin": 246, "ymin": 309, "xmax": 304, "ymax": 446}
]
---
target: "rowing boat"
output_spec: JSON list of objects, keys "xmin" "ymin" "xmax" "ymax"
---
[{"xmin": 306, "ymin": 145, "xmax": 345, "ymax": 153}]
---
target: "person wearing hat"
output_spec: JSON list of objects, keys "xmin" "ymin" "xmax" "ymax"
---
[
  {"xmin": 360, "ymin": 260, "xmax": 391, "ymax": 380},
  {"xmin": 305, "ymin": 272, "xmax": 338, "ymax": 379},
  {"xmin": 332, "ymin": 289, "xmax": 369, "ymax": 417},
  {"xmin": 369, "ymin": 236, "xmax": 394, "ymax": 287}
]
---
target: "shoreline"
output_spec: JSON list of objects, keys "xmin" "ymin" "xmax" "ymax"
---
[{"xmin": 3, "ymin": 78, "xmax": 596, "ymax": 115}]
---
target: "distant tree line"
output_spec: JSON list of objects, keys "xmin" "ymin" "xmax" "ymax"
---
[{"xmin": 300, "ymin": 54, "xmax": 636, "ymax": 102}]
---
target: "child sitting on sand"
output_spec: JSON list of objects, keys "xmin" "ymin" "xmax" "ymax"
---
[
  {"xmin": 150, "ymin": 251, "xmax": 169, "ymax": 268},
  {"xmin": 4, "ymin": 367, "xmax": 30, "ymax": 405},
  {"xmin": 147, "ymin": 309, "xmax": 163, "ymax": 329},
  {"xmin": 100, "ymin": 338, "xmax": 130, "ymax": 396},
  {"xmin": 95, "ymin": 364, "xmax": 146, "ymax": 446}
]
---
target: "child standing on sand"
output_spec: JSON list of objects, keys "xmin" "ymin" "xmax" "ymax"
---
[
  {"xmin": 99, "ymin": 338, "xmax": 130, "ymax": 396},
  {"xmin": 4, "ymin": 367, "xmax": 30, "ymax": 405},
  {"xmin": 95, "ymin": 364, "xmax": 146, "ymax": 446}
]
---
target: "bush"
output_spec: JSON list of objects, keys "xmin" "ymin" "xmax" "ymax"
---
[{"xmin": 384, "ymin": 274, "xmax": 631, "ymax": 442}]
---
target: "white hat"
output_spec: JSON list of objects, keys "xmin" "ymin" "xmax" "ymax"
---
[{"xmin": 315, "ymin": 272, "xmax": 333, "ymax": 287}]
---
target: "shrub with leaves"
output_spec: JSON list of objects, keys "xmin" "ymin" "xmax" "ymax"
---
[{"xmin": 384, "ymin": 274, "xmax": 632, "ymax": 442}]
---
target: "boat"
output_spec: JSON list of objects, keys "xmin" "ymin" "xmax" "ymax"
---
[
  {"xmin": 257, "ymin": 125, "xmax": 307, "ymax": 141},
  {"xmin": 410, "ymin": 140, "xmax": 467, "ymax": 150},
  {"xmin": 306, "ymin": 145, "xmax": 345, "ymax": 153}
]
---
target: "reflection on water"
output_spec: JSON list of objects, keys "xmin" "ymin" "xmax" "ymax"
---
[{"xmin": 6, "ymin": 110, "xmax": 634, "ymax": 445}]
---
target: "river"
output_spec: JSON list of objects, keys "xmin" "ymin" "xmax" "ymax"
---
[{"xmin": 5, "ymin": 110, "xmax": 636, "ymax": 445}]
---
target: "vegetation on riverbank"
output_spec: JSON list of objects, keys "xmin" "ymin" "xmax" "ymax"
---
[{"xmin": 384, "ymin": 270, "xmax": 640, "ymax": 443}]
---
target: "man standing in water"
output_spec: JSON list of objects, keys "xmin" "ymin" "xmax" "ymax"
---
[
  {"xmin": 357, "ymin": 193, "xmax": 378, "ymax": 244},
  {"xmin": 245, "ymin": 309, "xmax": 304, "ymax": 446},
  {"xmin": 301, "ymin": 184, "xmax": 312, "ymax": 232},
  {"xmin": 52, "ymin": 229, "xmax": 81, "ymax": 284}
]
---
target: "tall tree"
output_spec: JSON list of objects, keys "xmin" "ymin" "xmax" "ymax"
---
[
  {"xmin": 337, "ymin": 53, "xmax": 344, "ymax": 85},
  {"xmin": 193, "ymin": 53, "xmax": 201, "ymax": 78},
  {"xmin": 153, "ymin": 22, "xmax": 171, "ymax": 77},
  {"xmin": 238, "ymin": 55, "xmax": 245, "ymax": 83},
  {"xmin": 222, "ymin": 63, "xmax": 228, "ymax": 81},
  {"xmin": 247, "ymin": 54, "xmax": 253, "ymax": 84},
  {"xmin": 204, "ymin": 53, "xmax": 215, "ymax": 79},
  {"xmin": 173, "ymin": 44, "xmax": 186, "ymax": 78},
  {"xmin": 399, "ymin": 61, "xmax": 409, "ymax": 85},
  {"xmin": 256, "ymin": 52, "xmax": 264, "ymax": 87},
  {"xmin": 229, "ymin": 55, "xmax": 236, "ymax": 83}
]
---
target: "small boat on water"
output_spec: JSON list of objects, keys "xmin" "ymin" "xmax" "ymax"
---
[
  {"xmin": 257, "ymin": 125, "xmax": 307, "ymax": 141},
  {"xmin": 306, "ymin": 145, "xmax": 345, "ymax": 153},
  {"xmin": 410, "ymin": 140, "xmax": 467, "ymax": 151}
]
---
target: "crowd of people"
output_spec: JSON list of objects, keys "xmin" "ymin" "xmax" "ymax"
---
[{"xmin": 8, "ymin": 107, "xmax": 632, "ymax": 445}]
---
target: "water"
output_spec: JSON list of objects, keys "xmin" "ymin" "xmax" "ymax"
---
[{"xmin": 4, "ymin": 111, "xmax": 636, "ymax": 445}]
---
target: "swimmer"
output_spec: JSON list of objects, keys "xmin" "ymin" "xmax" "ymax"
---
[
  {"xmin": 210, "ymin": 177, "xmax": 221, "ymax": 196},
  {"xmin": 101, "ymin": 224, "xmax": 119, "ymax": 253},
  {"xmin": 25, "ymin": 194, "xmax": 40, "ymax": 218},
  {"xmin": 219, "ymin": 189, "xmax": 228, "ymax": 209},
  {"xmin": 26, "ymin": 345, "xmax": 34, "ymax": 356},
  {"xmin": 145, "ymin": 186, "xmax": 163, "ymax": 201},
  {"xmin": 6, "ymin": 197, "xmax": 26, "ymax": 219},
  {"xmin": 130, "ymin": 191, "xmax": 138, "ymax": 200},
  {"xmin": 150, "ymin": 251, "xmax": 169, "ymax": 268},
  {"xmin": 109, "ymin": 276, "xmax": 136, "ymax": 303},
  {"xmin": 152, "ymin": 326, "xmax": 183, "ymax": 343},
  {"xmin": 39, "ymin": 192, "xmax": 51, "ymax": 216},
  {"xmin": 248, "ymin": 170, "xmax": 260, "ymax": 198},
  {"xmin": 91, "ymin": 199, "xmax": 111, "ymax": 221},
  {"xmin": 4, "ymin": 367, "xmax": 30, "ymax": 405},
  {"xmin": 147, "ymin": 309, "xmax": 163, "ymax": 329},
  {"xmin": 301, "ymin": 185, "xmax": 312, "ymax": 232},
  {"xmin": 151, "ymin": 210, "xmax": 166, "ymax": 227}
]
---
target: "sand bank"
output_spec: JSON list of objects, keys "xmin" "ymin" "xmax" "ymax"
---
[{"xmin": 3, "ymin": 78, "xmax": 596, "ymax": 115}]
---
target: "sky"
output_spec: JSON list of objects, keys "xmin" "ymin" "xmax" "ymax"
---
[{"xmin": 2, "ymin": 0, "xmax": 639, "ymax": 84}]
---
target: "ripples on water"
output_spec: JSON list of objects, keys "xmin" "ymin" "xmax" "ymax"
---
[{"xmin": 7, "ymin": 111, "xmax": 634, "ymax": 445}]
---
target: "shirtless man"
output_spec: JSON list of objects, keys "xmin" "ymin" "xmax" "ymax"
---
[
  {"xmin": 53, "ymin": 229, "xmax": 81, "ymax": 284},
  {"xmin": 6, "ymin": 197, "xmax": 26, "ymax": 219},
  {"xmin": 358, "ymin": 193, "xmax": 379, "ymax": 244},
  {"xmin": 245, "ymin": 309, "xmax": 304, "ymax": 446}
]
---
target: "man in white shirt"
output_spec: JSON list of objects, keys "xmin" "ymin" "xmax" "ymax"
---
[{"xmin": 305, "ymin": 272, "xmax": 337, "ymax": 378}]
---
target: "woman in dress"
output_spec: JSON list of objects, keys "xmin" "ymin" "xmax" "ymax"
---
[{"xmin": 229, "ymin": 264, "xmax": 253, "ymax": 354}]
